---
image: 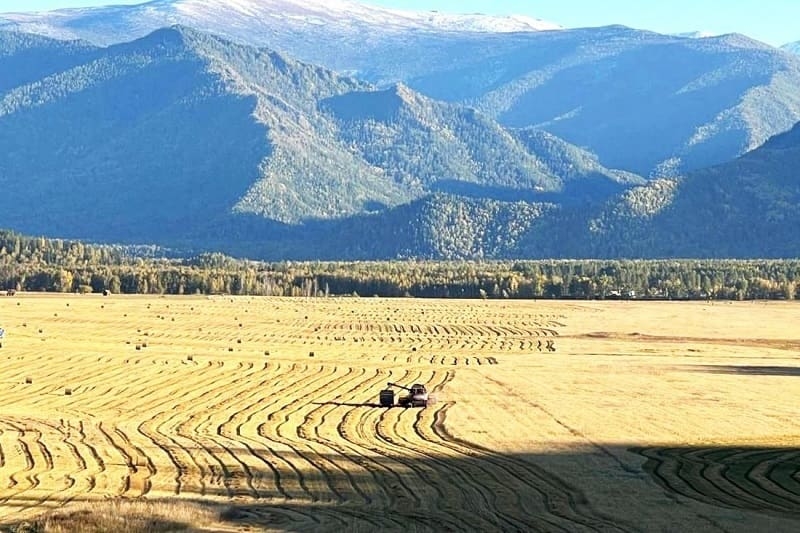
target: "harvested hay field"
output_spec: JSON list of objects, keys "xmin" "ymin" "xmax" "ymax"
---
[{"xmin": 0, "ymin": 294, "xmax": 798, "ymax": 532}]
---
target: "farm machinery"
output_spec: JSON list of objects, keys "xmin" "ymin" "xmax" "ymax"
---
[{"xmin": 379, "ymin": 382, "xmax": 431, "ymax": 408}]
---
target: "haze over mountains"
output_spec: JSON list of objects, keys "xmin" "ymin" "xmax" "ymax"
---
[
  {"xmin": 286, "ymin": 122, "xmax": 800, "ymax": 260},
  {"xmin": 0, "ymin": 27, "xmax": 634, "ymax": 239},
  {"xmin": 3, "ymin": 0, "xmax": 800, "ymax": 178},
  {"xmin": 0, "ymin": 1, "xmax": 799, "ymax": 259}
]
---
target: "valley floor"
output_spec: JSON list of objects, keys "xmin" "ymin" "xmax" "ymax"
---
[{"xmin": 0, "ymin": 295, "xmax": 798, "ymax": 531}]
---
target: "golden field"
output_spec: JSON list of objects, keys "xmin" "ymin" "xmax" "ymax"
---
[{"xmin": 0, "ymin": 294, "xmax": 798, "ymax": 532}]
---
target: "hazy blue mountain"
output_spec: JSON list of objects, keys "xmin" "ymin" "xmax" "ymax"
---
[
  {"xmin": 517, "ymin": 122, "xmax": 800, "ymax": 259},
  {"xmin": 0, "ymin": 31, "xmax": 99, "ymax": 92},
  {"xmin": 179, "ymin": 122, "xmax": 800, "ymax": 261},
  {"xmin": 320, "ymin": 84, "xmax": 639, "ymax": 200},
  {"xmin": 783, "ymin": 41, "xmax": 800, "ymax": 55},
  {"xmin": 3, "ymin": 1, "xmax": 800, "ymax": 176},
  {"xmin": 194, "ymin": 194, "xmax": 560, "ymax": 261},
  {"xmin": 248, "ymin": 122, "xmax": 800, "ymax": 261},
  {"xmin": 0, "ymin": 27, "xmax": 633, "ymax": 248},
  {"xmin": 513, "ymin": 129, "xmax": 645, "ymax": 202},
  {"xmin": 443, "ymin": 29, "xmax": 800, "ymax": 177}
]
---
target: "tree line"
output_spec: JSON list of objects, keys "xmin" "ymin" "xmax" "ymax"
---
[{"xmin": 1, "ymin": 230, "xmax": 798, "ymax": 300}]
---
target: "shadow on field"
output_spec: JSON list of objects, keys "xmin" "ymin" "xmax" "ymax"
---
[
  {"xmin": 688, "ymin": 365, "xmax": 800, "ymax": 376},
  {"xmin": 214, "ymin": 445, "xmax": 800, "ymax": 533},
  {"xmin": 2, "ymin": 445, "xmax": 799, "ymax": 533},
  {"xmin": 311, "ymin": 401, "xmax": 383, "ymax": 408}
]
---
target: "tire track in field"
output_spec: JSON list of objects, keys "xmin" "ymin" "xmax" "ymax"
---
[
  {"xmin": 342, "ymin": 373, "xmax": 466, "ymax": 532},
  {"xmin": 147, "ymin": 360, "xmax": 267, "ymax": 498},
  {"xmin": 128, "ymin": 356, "xmax": 270, "ymax": 495},
  {"xmin": 339, "ymin": 389, "xmax": 425, "ymax": 510},
  {"xmin": 115, "ymin": 427, "xmax": 154, "ymax": 496},
  {"xmin": 256, "ymin": 363, "xmax": 351, "ymax": 503},
  {"xmin": 0, "ymin": 420, "xmax": 43, "ymax": 508},
  {"xmin": 297, "ymin": 367, "xmax": 383, "ymax": 505},
  {"xmin": 322, "ymin": 370, "xmax": 430, "ymax": 523},
  {"xmin": 72, "ymin": 421, "xmax": 111, "ymax": 495},
  {"xmin": 389, "ymin": 370, "xmax": 545, "ymax": 532},
  {"xmin": 214, "ymin": 364, "xmax": 298, "ymax": 501},
  {"xmin": 125, "ymin": 362, "xmax": 247, "ymax": 496},
  {"xmin": 225, "ymin": 361, "xmax": 334, "ymax": 503},
  {"xmin": 635, "ymin": 446, "xmax": 800, "ymax": 517},
  {"xmin": 293, "ymin": 367, "xmax": 405, "ymax": 530},
  {"xmin": 94, "ymin": 423, "xmax": 150, "ymax": 497},
  {"xmin": 0, "ymin": 417, "xmax": 112, "ymax": 514},
  {"xmin": 323, "ymin": 369, "xmax": 424, "ymax": 528},
  {"xmin": 190, "ymin": 364, "xmax": 310, "ymax": 500},
  {"xmin": 10, "ymin": 418, "xmax": 94, "ymax": 511},
  {"xmin": 265, "ymin": 365, "xmax": 360, "ymax": 504},
  {"xmin": 431, "ymin": 402, "xmax": 632, "ymax": 532},
  {"xmin": 370, "ymin": 370, "xmax": 479, "ymax": 531}
]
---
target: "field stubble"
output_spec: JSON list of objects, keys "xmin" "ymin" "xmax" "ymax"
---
[{"xmin": 0, "ymin": 294, "xmax": 798, "ymax": 532}]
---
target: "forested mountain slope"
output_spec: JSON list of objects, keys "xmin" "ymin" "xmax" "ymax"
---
[
  {"xmin": 4, "ymin": 2, "xmax": 800, "ymax": 176},
  {"xmin": 509, "ymin": 123, "xmax": 800, "ymax": 259},
  {"xmin": 223, "ymin": 124, "xmax": 800, "ymax": 261},
  {"xmin": 0, "ymin": 27, "xmax": 633, "ymax": 247}
]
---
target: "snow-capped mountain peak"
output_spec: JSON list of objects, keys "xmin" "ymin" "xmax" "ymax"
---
[
  {"xmin": 171, "ymin": 0, "xmax": 562, "ymax": 33},
  {"xmin": 0, "ymin": 0, "xmax": 561, "ymax": 39},
  {"xmin": 672, "ymin": 30, "xmax": 721, "ymax": 39}
]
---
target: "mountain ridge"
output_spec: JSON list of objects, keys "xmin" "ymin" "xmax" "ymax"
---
[
  {"xmin": 783, "ymin": 41, "xmax": 800, "ymax": 55},
  {"xmin": 3, "ymin": 2, "xmax": 799, "ymax": 177},
  {"xmin": 0, "ymin": 0, "xmax": 561, "ymax": 41},
  {"xmin": 1, "ymin": 11, "xmax": 799, "ymax": 260},
  {"xmin": 0, "ymin": 26, "xmax": 635, "ymax": 245}
]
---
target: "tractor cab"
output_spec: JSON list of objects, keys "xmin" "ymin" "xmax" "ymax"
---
[{"xmin": 409, "ymin": 383, "xmax": 427, "ymax": 395}]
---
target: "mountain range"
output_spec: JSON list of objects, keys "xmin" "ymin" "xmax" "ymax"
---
[
  {"xmin": 0, "ymin": 27, "xmax": 635, "ymax": 244},
  {"xmin": 272, "ymin": 121, "xmax": 800, "ymax": 260},
  {"xmin": 0, "ymin": 0, "xmax": 561, "ymax": 41},
  {"xmin": 3, "ymin": 0, "xmax": 800, "ymax": 176},
  {"xmin": 0, "ymin": 2, "xmax": 799, "ymax": 260}
]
